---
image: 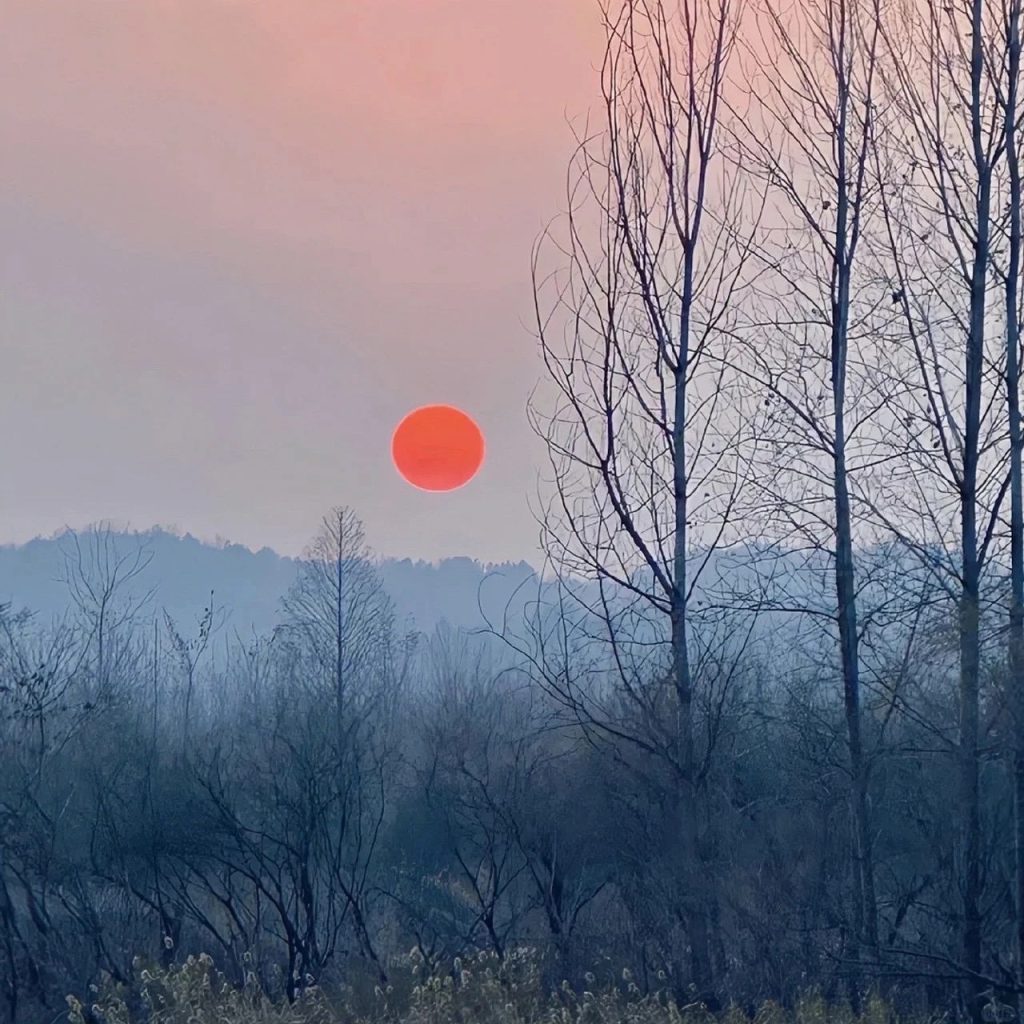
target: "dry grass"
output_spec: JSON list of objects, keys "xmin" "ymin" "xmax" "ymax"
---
[{"xmin": 66, "ymin": 950, "xmax": 900, "ymax": 1024}]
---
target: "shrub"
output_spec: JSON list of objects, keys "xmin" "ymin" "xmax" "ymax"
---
[{"xmin": 65, "ymin": 949, "xmax": 911, "ymax": 1024}]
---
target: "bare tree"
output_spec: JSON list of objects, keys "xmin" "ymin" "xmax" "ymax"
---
[
  {"xmin": 996, "ymin": 0, "xmax": 1024, "ymax": 993},
  {"xmin": 0, "ymin": 604, "xmax": 85, "ymax": 1020},
  {"xmin": 279, "ymin": 507, "xmax": 403, "ymax": 733},
  {"xmin": 524, "ymin": 0, "xmax": 759, "ymax": 1000},
  {"xmin": 728, "ymin": 0, "xmax": 889, "ymax": 973},
  {"xmin": 59, "ymin": 524, "xmax": 153, "ymax": 700},
  {"xmin": 163, "ymin": 593, "xmax": 215, "ymax": 754},
  {"xmin": 873, "ymin": 0, "xmax": 1014, "ymax": 1011}
]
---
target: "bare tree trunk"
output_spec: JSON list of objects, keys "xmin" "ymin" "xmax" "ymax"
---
[
  {"xmin": 875, "ymin": 0, "xmax": 1001, "ymax": 1005},
  {"xmin": 830, "ymin": 25, "xmax": 879, "ymax": 964},
  {"xmin": 961, "ymin": 0, "xmax": 992, "ymax": 1004},
  {"xmin": 736, "ymin": 0, "xmax": 881, "ymax": 971},
  {"xmin": 835, "ymin": 429, "xmax": 878, "ymax": 959},
  {"xmin": 336, "ymin": 508, "xmax": 346, "ymax": 734},
  {"xmin": 672, "ymin": 297, "xmax": 713, "ymax": 1000},
  {"xmin": 1003, "ymin": 0, "xmax": 1024, "ymax": 997}
]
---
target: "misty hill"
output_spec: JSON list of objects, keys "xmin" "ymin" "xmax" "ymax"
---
[
  {"xmin": 0, "ymin": 527, "xmax": 951, "ymax": 685},
  {"xmin": 0, "ymin": 528, "xmax": 537, "ymax": 638}
]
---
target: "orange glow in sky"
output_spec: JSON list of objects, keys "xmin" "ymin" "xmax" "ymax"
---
[{"xmin": 1, "ymin": 0, "xmax": 602, "ymax": 559}]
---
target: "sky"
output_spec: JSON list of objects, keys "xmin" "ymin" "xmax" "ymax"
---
[{"xmin": 1, "ymin": 0, "xmax": 603, "ymax": 564}]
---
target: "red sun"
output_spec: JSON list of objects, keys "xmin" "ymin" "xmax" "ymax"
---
[{"xmin": 391, "ymin": 405, "xmax": 485, "ymax": 492}]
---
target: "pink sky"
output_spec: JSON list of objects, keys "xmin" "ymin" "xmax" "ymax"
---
[{"xmin": 1, "ymin": 0, "xmax": 603, "ymax": 561}]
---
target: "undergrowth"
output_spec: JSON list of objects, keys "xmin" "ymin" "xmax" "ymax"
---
[{"xmin": 65, "ymin": 949, "xmax": 901, "ymax": 1024}]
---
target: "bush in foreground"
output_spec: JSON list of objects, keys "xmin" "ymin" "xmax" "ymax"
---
[{"xmin": 66, "ymin": 949, "xmax": 899, "ymax": 1024}]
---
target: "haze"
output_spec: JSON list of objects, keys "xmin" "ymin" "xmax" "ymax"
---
[{"xmin": 0, "ymin": 0, "xmax": 603, "ymax": 562}]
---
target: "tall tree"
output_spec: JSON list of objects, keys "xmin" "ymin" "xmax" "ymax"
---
[
  {"xmin": 998, "ymin": 0, "xmax": 1024, "ymax": 993},
  {"xmin": 730, "ymin": 0, "xmax": 886, "ymax": 971},
  {"xmin": 875, "ymin": 0, "xmax": 1011, "ymax": 1010},
  {"xmin": 526, "ymin": 0, "xmax": 757, "ymax": 1000}
]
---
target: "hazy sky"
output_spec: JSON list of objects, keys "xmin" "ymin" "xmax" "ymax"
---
[{"xmin": 1, "ymin": 0, "xmax": 603, "ymax": 563}]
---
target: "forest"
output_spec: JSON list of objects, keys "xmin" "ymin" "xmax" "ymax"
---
[{"xmin": 4, "ymin": 0, "xmax": 1024, "ymax": 1020}]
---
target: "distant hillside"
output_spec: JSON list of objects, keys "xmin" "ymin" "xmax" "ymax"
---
[
  {"xmin": 0, "ymin": 528, "xmax": 537, "ymax": 638},
  {"xmin": 0, "ymin": 527, "xmax": 945, "ymax": 685}
]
